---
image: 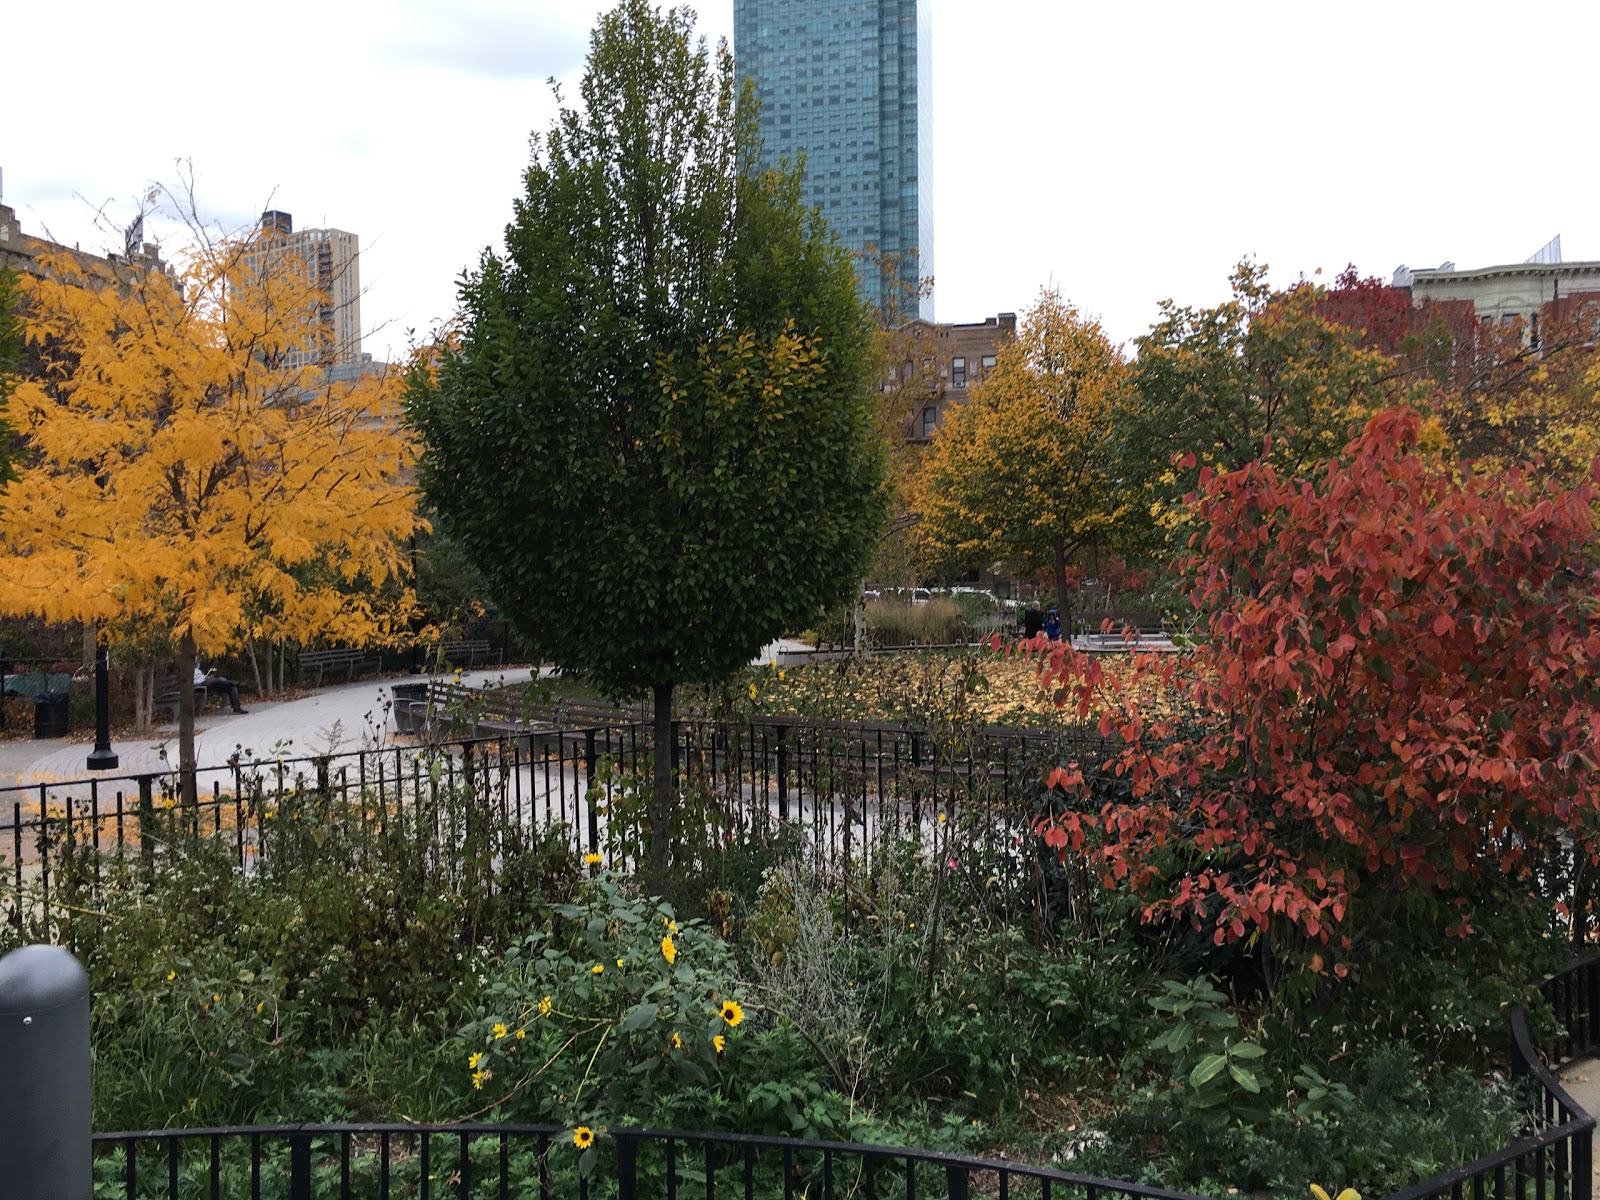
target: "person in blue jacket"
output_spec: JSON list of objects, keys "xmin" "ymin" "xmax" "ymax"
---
[{"xmin": 1043, "ymin": 609, "xmax": 1061, "ymax": 641}]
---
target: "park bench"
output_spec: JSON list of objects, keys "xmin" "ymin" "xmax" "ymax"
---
[
  {"xmin": 432, "ymin": 639, "xmax": 503, "ymax": 669},
  {"xmin": 1072, "ymin": 611, "xmax": 1178, "ymax": 653},
  {"xmin": 393, "ymin": 680, "xmax": 641, "ymax": 746},
  {"xmin": 298, "ymin": 647, "xmax": 383, "ymax": 688},
  {"xmin": 153, "ymin": 673, "xmax": 213, "ymax": 725}
]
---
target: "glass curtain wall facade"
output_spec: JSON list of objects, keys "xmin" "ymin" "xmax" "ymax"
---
[{"xmin": 734, "ymin": 0, "xmax": 934, "ymax": 321}]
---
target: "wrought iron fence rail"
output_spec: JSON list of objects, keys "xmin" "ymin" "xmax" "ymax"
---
[
  {"xmin": 1380, "ymin": 958, "xmax": 1600, "ymax": 1200},
  {"xmin": 90, "ymin": 1121, "xmax": 1213, "ymax": 1200},
  {"xmin": 2, "ymin": 722, "xmax": 1092, "ymax": 940}
]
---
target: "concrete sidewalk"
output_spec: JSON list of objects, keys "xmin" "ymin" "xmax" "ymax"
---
[
  {"xmin": 0, "ymin": 639, "xmax": 818, "ymax": 790},
  {"xmin": 0, "ymin": 668, "xmax": 537, "ymax": 791}
]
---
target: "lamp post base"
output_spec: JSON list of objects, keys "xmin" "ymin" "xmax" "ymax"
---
[{"xmin": 86, "ymin": 747, "xmax": 118, "ymax": 771}]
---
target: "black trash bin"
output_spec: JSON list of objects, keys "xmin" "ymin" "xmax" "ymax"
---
[
  {"xmin": 34, "ymin": 690, "xmax": 69, "ymax": 739},
  {"xmin": 390, "ymin": 682, "xmax": 428, "ymax": 734}
]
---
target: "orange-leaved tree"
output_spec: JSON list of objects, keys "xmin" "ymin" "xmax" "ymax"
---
[
  {"xmin": 914, "ymin": 289, "xmax": 1136, "ymax": 620},
  {"xmin": 0, "ymin": 217, "xmax": 419, "ymax": 800},
  {"xmin": 1034, "ymin": 409, "xmax": 1600, "ymax": 968}
]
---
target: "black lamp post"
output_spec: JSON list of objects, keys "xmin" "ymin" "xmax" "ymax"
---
[{"xmin": 86, "ymin": 646, "xmax": 117, "ymax": 771}]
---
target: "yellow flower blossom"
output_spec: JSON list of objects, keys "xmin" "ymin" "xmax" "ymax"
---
[
  {"xmin": 713, "ymin": 1034, "xmax": 726, "ymax": 1054},
  {"xmin": 748, "ymin": 683, "xmax": 757, "ymax": 700},
  {"xmin": 515, "ymin": 1028, "xmax": 526, "ymax": 1039},
  {"xmin": 468, "ymin": 1052, "xmax": 482, "ymax": 1069},
  {"xmin": 538, "ymin": 996, "xmax": 553, "ymax": 1017},
  {"xmin": 584, "ymin": 852, "xmax": 603, "ymax": 865},
  {"xmin": 166, "ymin": 970, "xmax": 176, "ymax": 981},
  {"xmin": 492, "ymin": 1023, "xmax": 508, "ymax": 1039},
  {"xmin": 661, "ymin": 935, "xmax": 677, "ymax": 965},
  {"xmin": 573, "ymin": 1126, "xmax": 595, "ymax": 1150},
  {"xmin": 471, "ymin": 1069, "xmax": 489, "ymax": 1089},
  {"xmin": 719, "ymin": 1000, "xmax": 744, "ymax": 1027},
  {"xmin": 1310, "ymin": 1188, "xmax": 1360, "ymax": 1200},
  {"xmin": 592, "ymin": 964, "xmax": 604, "ymax": 975},
  {"xmin": 616, "ymin": 958, "xmax": 624, "ymax": 968},
  {"xmin": 671, "ymin": 1032, "xmax": 683, "ymax": 1049}
]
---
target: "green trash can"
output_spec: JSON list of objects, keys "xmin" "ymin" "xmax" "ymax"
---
[{"xmin": 33, "ymin": 691, "xmax": 68, "ymax": 739}]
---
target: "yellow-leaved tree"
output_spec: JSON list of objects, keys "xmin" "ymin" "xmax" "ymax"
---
[
  {"xmin": 0, "ymin": 207, "xmax": 419, "ymax": 801},
  {"xmin": 914, "ymin": 289, "xmax": 1136, "ymax": 623}
]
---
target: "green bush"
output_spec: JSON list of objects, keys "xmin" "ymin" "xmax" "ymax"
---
[{"xmin": 3, "ymin": 747, "xmax": 1552, "ymax": 1199}]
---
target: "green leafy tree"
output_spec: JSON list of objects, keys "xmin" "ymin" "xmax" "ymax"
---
[
  {"xmin": 1125, "ymin": 261, "xmax": 1396, "ymax": 544},
  {"xmin": 406, "ymin": 0, "xmax": 886, "ymax": 872}
]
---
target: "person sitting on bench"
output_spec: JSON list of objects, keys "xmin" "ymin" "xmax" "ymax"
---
[{"xmin": 193, "ymin": 664, "xmax": 248, "ymax": 714}]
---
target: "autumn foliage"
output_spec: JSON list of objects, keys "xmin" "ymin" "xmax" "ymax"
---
[
  {"xmin": 0, "ymin": 222, "xmax": 418, "ymax": 795},
  {"xmin": 915, "ymin": 289, "xmax": 1135, "ymax": 607},
  {"xmin": 1035, "ymin": 409, "xmax": 1600, "ymax": 959}
]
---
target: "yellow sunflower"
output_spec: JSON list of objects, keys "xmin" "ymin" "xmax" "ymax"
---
[
  {"xmin": 573, "ymin": 1126, "xmax": 595, "ymax": 1150},
  {"xmin": 719, "ymin": 1000, "xmax": 744, "ymax": 1027}
]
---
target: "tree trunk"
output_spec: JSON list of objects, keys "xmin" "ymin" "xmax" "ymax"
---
[
  {"xmin": 1053, "ymin": 537, "xmax": 1072, "ymax": 643},
  {"xmin": 852, "ymin": 586, "xmax": 867, "ymax": 660},
  {"xmin": 247, "ymin": 636, "xmax": 263, "ymax": 698},
  {"xmin": 649, "ymin": 680, "xmax": 676, "ymax": 878},
  {"xmin": 176, "ymin": 632, "xmax": 199, "ymax": 807},
  {"xmin": 80, "ymin": 622, "xmax": 95, "ymax": 672},
  {"xmin": 134, "ymin": 663, "xmax": 148, "ymax": 734}
]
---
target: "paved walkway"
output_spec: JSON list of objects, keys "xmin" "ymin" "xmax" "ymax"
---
[
  {"xmin": 1559, "ymin": 1060, "xmax": 1600, "ymax": 1191},
  {"xmin": 0, "ymin": 668, "xmax": 535, "ymax": 791},
  {"xmin": 0, "ymin": 641, "xmax": 820, "ymax": 790}
]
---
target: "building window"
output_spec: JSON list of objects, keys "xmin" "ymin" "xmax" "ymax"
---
[
  {"xmin": 951, "ymin": 357, "xmax": 966, "ymax": 388},
  {"xmin": 980, "ymin": 354, "xmax": 996, "ymax": 375},
  {"xmin": 922, "ymin": 406, "xmax": 937, "ymax": 438}
]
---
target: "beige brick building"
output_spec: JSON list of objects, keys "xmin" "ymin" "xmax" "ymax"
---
[
  {"xmin": 893, "ymin": 310, "xmax": 1017, "ymax": 443},
  {"xmin": 243, "ymin": 211, "xmax": 364, "ymax": 371},
  {"xmin": 0, "ymin": 199, "xmax": 175, "ymax": 284}
]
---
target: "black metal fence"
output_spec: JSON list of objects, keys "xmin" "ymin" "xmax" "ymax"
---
[
  {"xmin": 89, "ymin": 1120, "xmax": 1211, "ymax": 1200},
  {"xmin": 0, "ymin": 716, "xmax": 1107, "ymax": 940},
  {"xmin": 1380, "ymin": 954, "xmax": 1600, "ymax": 1200},
  {"xmin": 80, "ymin": 957, "xmax": 1600, "ymax": 1200}
]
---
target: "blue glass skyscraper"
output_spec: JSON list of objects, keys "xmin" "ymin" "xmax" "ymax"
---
[{"xmin": 734, "ymin": 0, "xmax": 934, "ymax": 321}]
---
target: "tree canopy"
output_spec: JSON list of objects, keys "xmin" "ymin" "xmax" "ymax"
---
[
  {"xmin": 1125, "ymin": 262, "xmax": 1396, "ymax": 539},
  {"xmin": 0, "ymin": 223, "xmax": 418, "ymax": 798},
  {"xmin": 914, "ymin": 289, "xmax": 1135, "ymax": 611},
  {"xmin": 405, "ymin": 0, "xmax": 886, "ymax": 869},
  {"xmin": 1039, "ymin": 409, "xmax": 1600, "ymax": 963}
]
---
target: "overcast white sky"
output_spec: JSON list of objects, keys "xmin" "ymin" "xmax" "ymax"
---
[{"xmin": 6, "ymin": 1, "xmax": 1597, "ymax": 361}]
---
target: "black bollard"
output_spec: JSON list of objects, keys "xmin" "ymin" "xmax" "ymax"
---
[{"xmin": 0, "ymin": 944, "xmax": 91, "ymax": 1199}]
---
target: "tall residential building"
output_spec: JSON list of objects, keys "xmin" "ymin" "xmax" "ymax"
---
[
  {"xmin": 245, "ymin": 210, "xmax": 363, "ymax": 370},
  {"xmin": 734, "ymin": 0, "xmax": 934, "ymax": 320}
]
